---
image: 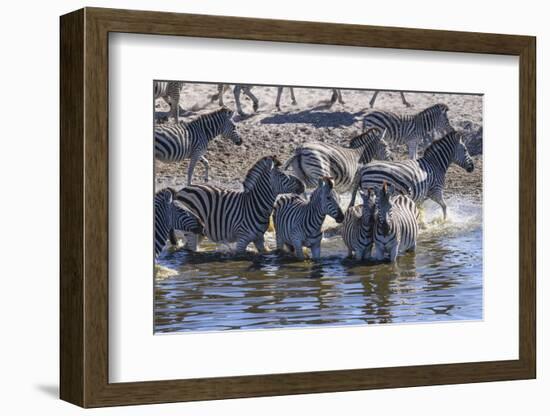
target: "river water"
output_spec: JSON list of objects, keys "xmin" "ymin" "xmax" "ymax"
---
[{"xmin": 154, "ymin": 195, "xmax": 483, "ymax": 333}]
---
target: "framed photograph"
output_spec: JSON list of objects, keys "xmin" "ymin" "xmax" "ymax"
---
[{"xmin": 60, "ymin": 7, "xmax": 536, "ymax": 408}]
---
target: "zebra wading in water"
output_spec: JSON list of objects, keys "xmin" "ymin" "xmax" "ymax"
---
[
  {"xmin": 273, "ymin": 177, "xmax": 344, "ymax": 260},
  {"xmin": 154, "ymin": 81, "xmax": 184, "ymax": 123},
  {"xmin": 350, "ymin": 130, "xmax": 474, "ymax": 220},
  {"xmin": 283, "ymin": 128, "xmax": 391, "ymax": 192},
  {"xmin": 154, "ymin": 107, "xmax": 242, "ymax": 185},
  {"xmin": 175, "ymin": 156, "xmax": 304, "ymax": 254},
  {"xmin": 362, "ymin": 103, "xmax": 453, "ymax": 159},
  {"xmin": 373, "ymin": 182, "xmax": 419, "ymax": 263},
  {"xmin": 154, "ymin": 188, "xmax": 204, "ymax": 258},
  {"xmin": 341, "ymin": 188, "xmax": 377, "ymax": 260}
]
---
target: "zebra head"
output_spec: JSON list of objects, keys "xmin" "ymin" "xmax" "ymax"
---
[
  {"xmin": 269, "ymin": 156, "xmax": 305, "ymax": 195},
  {"xmin": 374, "ymin": 182, "xmax": 395, "ymax": 236},
  {"xmin": 453, "ymin": 132, "xmax": 475, "ymax": 173},
  {"xmin": 351, "ymin": 128, "xmax": 393, "ymax": 163},
  {"xmin": 219, "ymin": 107, "xmax": 243, "ymax": 145},
  {"xmin": 314, "ymin": 177, "xmax": 345, "ymax": 223},
  {"xmin": 360, "ymin": 188, "xmax": 377, "ymax": 220},
  {"xmin": 172, "ymin": 203, "xmax": 204, "ymax": 235}
]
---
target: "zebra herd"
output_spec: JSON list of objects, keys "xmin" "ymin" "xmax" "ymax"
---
[{"xmin": 154, "ymin": 99, "xmax": 481, "ymax": 264}]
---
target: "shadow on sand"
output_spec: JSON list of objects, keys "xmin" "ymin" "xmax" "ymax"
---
[{"xmin": 260, "ymin": 108, "xmax": 365, "ymax": 128}]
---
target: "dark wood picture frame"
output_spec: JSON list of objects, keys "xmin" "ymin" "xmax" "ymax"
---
[{"xmin": 60, "ymin": 7, "xmax": 536, "ymax": 408}]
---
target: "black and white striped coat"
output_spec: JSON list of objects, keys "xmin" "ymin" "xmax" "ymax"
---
[
  {"xmin": 154, "ymin": 81, "xmax": 184, "ymax": 123},
  {"xmin": 341, "ymin": 188, "xmax": 377, "ymax": 260},
  {"xmin": 362, "ymin": 103, "xmax": 452, "ymax": 159},
  {"xmin": 351, "ymin": 131, "xmax": 474, "ymax": 220},
  {"xmin": 154, "ymin": 107, "xmax": 242, "ymax": 185},
  {"xmin": 373, "ymin": 184, "xmax": 419, "ymax": 262},
  {"xmin": 273, "ymin": 177, "xmax": 344, "ymax": 260},
  {"xmin": 175, "ymin": 156, "xmax": 304, "ymax": 254},
  {"xmin": 283, "ymin": 128, "xmax": 391, "ymax": 192},
  {"xmin": 154, "ymin": 188, "xmax": 203, "ymax": 259}
]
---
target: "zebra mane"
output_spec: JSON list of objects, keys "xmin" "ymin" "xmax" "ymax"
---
[
  {"xmin": 242, "ymin": 156, "xmax": 275, "ymax": 191},
  {"xmin": 349, "ymin": 128, "xmax": 381, "ymax": 149},
  {"xmin": 422, "ymin": 130, "xmax": 461, "ymax": 159}
]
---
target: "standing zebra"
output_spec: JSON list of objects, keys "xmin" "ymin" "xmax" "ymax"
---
[
  {"xmin": 283, "ymin": 128, "xmax": 391, "ymax": 192},
  {"xmin": 154, "ymin": 81, "xmax": 184, "ymax": 123},
  {"xmin": 154, "ymin": 188, "xmax": 204, "ymax": 258},
  {"xmin": 351, "ymin": 130, "xmax": 474, "ymax": 220},
  {"xmin": 154, "ymin": 107, "xmax": 242, "ymax": 185},
  {"xmin": 369, "ymin": 90, "xmax": 410, "ymax": 108},
  {"xmin": 362, "ymin": 103, "xmax": 453, "ymax": 159},
  {"xmin": 373, "ymin": 183, "xmax": 419, "ymax": 263},
  {"xmin": 175, "ymin": 156, "xmax": 304, "ymax": 254},
  {"xmin": 273, "ymin": 177, "xmax": 344, "ymax": 260},
  {"xmin": 341, "ymin": 188, "xmax": 377, "ymax": 260},
  {"xmin": 214, "ymin": 84, "xmax": 259, "ymax": 116}
]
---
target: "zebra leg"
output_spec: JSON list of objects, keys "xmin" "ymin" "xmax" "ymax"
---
[
  {"xmin": 369, "ymin": 91, "xmax": 379, "ymax": 108},
  {"xmin": 389, "ymin": 244, "xmax": 399, "ymax": 263},
  {"xmin": 337, "ymin": 89, "xmax": 344, "ymax": 104},
  {"xmin": 290, "ymin": 87, "xmax": 297, "ymax": 105},
  {"xmin": 233, "ymin": 86, "xmax": 245, "ymax": 116},
  {"xmin": 400, "ymin": 92, "xmax": 411, "ymax": 107},
  {"xmin": 431, "ymin": 193, "xmax": 448, "ymax": 220},
  {"xmin": 310, "ymin": 243, "xmax": 321, "ymax": 260},
  {"xmin": 217, "ymin": 84, "xmax": 225, "ymax": 106},
  {"xmin": 346, "ymin": 248, "xmax": 354, "ymax": 259},
  {"xmin": 199, "ymin": 156, "xmax": 210, "ymax": 182},
  {"xmin": 275, "ymin": 87, "xmax": 283, "ymax": 111},
  {"xmin": 243, "ymin": 87, "xmax": 259, "ymax": 112},
  {"xmin": 373, "ymin": 244, "xmax": 385, "ymax": 262},
  {"xmin": 292, "ymin": 240, "xmax": 305, "ymax": 260},
  {"xmin": 253, "ymin": 234, "xmax": 269, "ymax": 254},
  {"xmin": 235, "ymin": 238, "xmax": 251, "ymax": 254},
  {"xmin": 173, "ymin": 89, "xmax": 181, "ymax": 123},
  {"xmin": 187, "ymin": 157, "xmax": 199, "ymax": 186},
  {"xmin": 183, "ymin": 232, "xmax": 200, "ymax": 251},
  {"xmin": 276, "ymin": 232, "xmax": 285, "ymax": 252}
]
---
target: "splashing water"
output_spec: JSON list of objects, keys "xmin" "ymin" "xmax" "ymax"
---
[{"xmin": 155, "ymin": 193, "xmax": 483, "ymax": 333}]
